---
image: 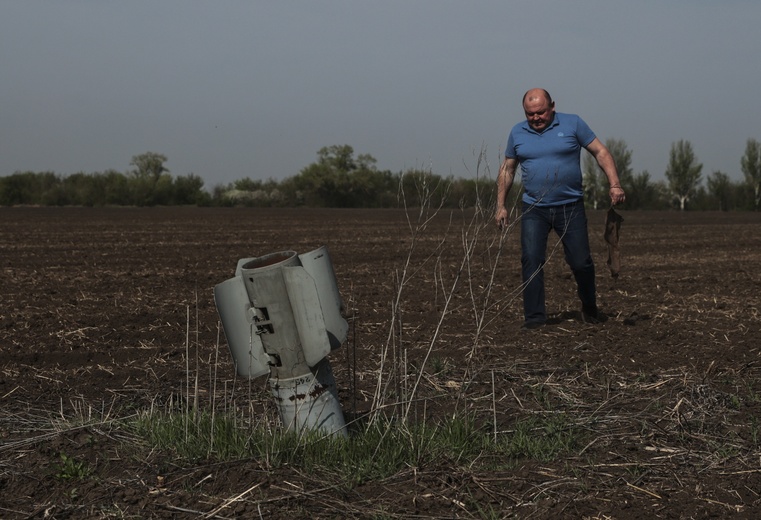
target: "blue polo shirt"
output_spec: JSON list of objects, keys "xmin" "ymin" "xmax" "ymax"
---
[{"xmin": 505, "ymin": 112, "xmax": 596, "ymax": 206}]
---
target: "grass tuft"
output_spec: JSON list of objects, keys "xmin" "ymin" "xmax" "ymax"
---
[{"xmin": 128, "ymin": 407, "xmax": 580, "ymax": 483}]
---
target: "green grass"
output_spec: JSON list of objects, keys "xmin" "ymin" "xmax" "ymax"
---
[
  {"xmin": 54, "ymin": 452, "xmax": 91, "ymax": 481},
  {"xmin": 128, "ymin": 409, "xmax": 581, "ymax": 482}
]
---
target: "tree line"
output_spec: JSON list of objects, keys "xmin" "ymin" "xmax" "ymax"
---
[
  {"xmin": 584, "ymin": 138, "xmax": 761, "ymax": 211},
  {"xmin": 2, "ymin": 140, "xmax": 761, "ymax": 210},
  {"xmin": 0, "ymin": 152, "xmax": 210, "ymax": 207}
]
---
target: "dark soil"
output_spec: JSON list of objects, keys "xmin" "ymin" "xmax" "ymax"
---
[{"xmin": 1, "ymin": 207, "xmax": 761, "ymax": 519}]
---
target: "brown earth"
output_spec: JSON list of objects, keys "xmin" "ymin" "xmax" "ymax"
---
[{"xmin": 1, "ymin": 206, "xmax": 761, "ymax": 519}]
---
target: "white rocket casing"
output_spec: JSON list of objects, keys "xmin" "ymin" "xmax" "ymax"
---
[
  {"xmin": 297, "ymin": 246, "xmax": 348, "ymax": 350},
  {"xmin": 214, "ymin": 246, "xmax": 348, "ymax": 436},
  {"xmin": 214, "ymin": 246, "xmax": 349, "ymax": 375},
  {"xmin": 213, "ymin": 276, "xmax": 269, "ymax": 379}
]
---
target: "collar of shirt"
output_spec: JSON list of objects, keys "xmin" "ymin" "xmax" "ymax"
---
[{"xmin": 522, "ymin": 113, "xmax": 560, "ymax": 135}]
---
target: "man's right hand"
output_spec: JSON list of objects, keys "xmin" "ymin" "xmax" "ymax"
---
[
  {"xmin": 495, "ymin": 157, "xmax": 516, "ymax": 230},
  {"xmin": 495, "ymin": 207, "xmax": 508, "ymax": 229}
]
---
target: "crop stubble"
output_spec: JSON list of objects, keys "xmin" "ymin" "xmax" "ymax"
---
[{"xmin": 1, "ymin": 207, "xmax": 761, "ymax": 519}]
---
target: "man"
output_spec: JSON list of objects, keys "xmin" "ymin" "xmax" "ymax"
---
[{"xmin": 495, "ymin": 88, "xmax": 625, "ymax": 329}]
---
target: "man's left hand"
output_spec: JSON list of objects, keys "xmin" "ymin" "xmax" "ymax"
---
[{"xmin": 610, "ymin": 186, "xmax": 625, "ymax": 206}]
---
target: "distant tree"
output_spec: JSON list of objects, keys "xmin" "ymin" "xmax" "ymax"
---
[
  {"xmin": 347, "ymin": 166, "xmax": 397, "ymax": 208},
  {"xmin": 689, "ymin": 185, "xmax": 712, "ymax": 210},
  {"xmin": 130, "ymin": 152, "xmax": 169, "ymax": 181},
  {"xmin": 101, "ymin": 169, "xmax": 131, "ymax": 205},
  {"xmin": 582, "ymin": 152, "xmax": 606, "ymax": 209},
  {"xmin": 61, "ymin": 172, "xmax": 100, "ymax": 206},
  {"xmin": 645, "ymin": 180, "xmax": 671, "ymax": 210},
  {"xmin": 129, "ymin": 152, "xmax": 170, "ymax": 206},
  {"xmin": 290, "ymin": 145, "xmax": 397, "ymax": 207},
  {"xmin": 355, "ymin": 152, "xmax": 377, "ymax": 172},
  {"xmin": 318, "ymin": 144, "xmax": 356, "ymax": 173},
  {"xmin": 233, "ymin": 177, "xmax": 263, "ymax": 192},
  {"xmin": 399, "ymin": 169, "xmax": 449, "ymax": 208},
  {"xmin": 211, "ymin": 184, "xmax": 233, "ymax": 206},
  {"xmin": 172, "ymin": 174, "xmax": 206, "ymax": 205},
  {"xmin": 294, "ymin": 154, "xmax": 345, "ymax": 207},
  {"xmin": 665, "ymin": 140, "xmax": 703, "ymax": 210},
  {"xmin": 150, "ymin": 173, "xmax": 174, "ymax": 205},
  {"xmin": 623, "ymin": 170, "xmax": 657, "ymax": 210},
  {"xmin": 448, "ymin": 176, "xmax": 496, "ymax": 209},
  {"xmin": 222, "ymin": 177, "xmax": 294, "ymax": 207},
  {"xmin": 0, "ymin": 171, "xmax": 58, "ymax": 205},
  {"xmin": 741, "ymin": 138, "xmax": 761, "ymax": 210},
  {"xmin": 606, "ymin": 138, "xmax": 634, "ymax": 187},
  {"xmin": 706, "ymin": 170, "xmax": 733, "ymax": 211}
]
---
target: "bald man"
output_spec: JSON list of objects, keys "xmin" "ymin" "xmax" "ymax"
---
[{"xmin": 495, "ymin": 88, "xmax": 625, "ymax": 330}]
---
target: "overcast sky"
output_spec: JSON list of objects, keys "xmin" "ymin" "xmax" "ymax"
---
[{"xmin": 2, "ymin": 1, "xmax": 759, "ymax": 189}]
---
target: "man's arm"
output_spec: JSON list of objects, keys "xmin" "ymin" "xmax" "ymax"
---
[
  {"xmin": 585, "ymin": 138, "xmax": 626, "ymax": 206},
  {"xmin": 495, "ymin": 156, "xmax": 518, "ymax": 228}
]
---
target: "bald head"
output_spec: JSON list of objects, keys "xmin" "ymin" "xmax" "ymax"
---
[
  {"xmin": 522, "ymin": 88, "xmax": 555, "ymax": 132},
  {"xmin": 522, "ymin": 88, "xmax": 553, "ymax": 106}
]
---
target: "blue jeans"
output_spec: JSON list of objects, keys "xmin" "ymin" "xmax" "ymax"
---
[{"xmin": 520, "ymin": 200, "xmax": 596, "ymax": 324}]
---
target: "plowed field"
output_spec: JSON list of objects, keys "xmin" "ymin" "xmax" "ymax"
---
[{"xmin": 1, "ymin": 207, "xmax": 760, "ymax": 519}]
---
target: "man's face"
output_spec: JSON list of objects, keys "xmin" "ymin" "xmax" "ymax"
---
[{"xmin": 523, "ymin": 96, "xmax": 555, "ymax": 132}]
